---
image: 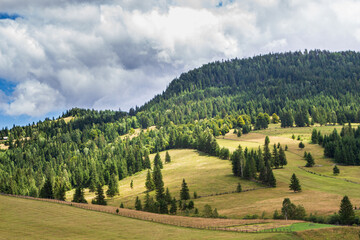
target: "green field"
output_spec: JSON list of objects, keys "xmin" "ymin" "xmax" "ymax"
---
[
  {"xmin": 261, "ymin": 223, "xmax": 336, "ymax": 232},
  {"xmin": 66, "ymin": 124, "xmax": 360, "ymax": 219},
  {"xmin": 0, "ymin": 195, "xmax": 297, "ymax": 240}
]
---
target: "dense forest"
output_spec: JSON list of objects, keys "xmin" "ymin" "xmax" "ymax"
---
[{"xmin": 1, "ymin": 50, "xmax": 360, "ymax": 199}]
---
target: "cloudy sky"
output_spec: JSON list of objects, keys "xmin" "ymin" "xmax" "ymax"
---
[{"xmin": 1, "ymin": 0, "xmax": 360, "ymax": 127}]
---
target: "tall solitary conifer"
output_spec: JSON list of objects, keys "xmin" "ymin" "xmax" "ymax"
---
[
  {"xmin": 289, "ymin": 173, "xmax": 301, "ymax": 192},
  {"xmin": 180, "ymin": 179, "xmax": 190, "ymax": 200}
]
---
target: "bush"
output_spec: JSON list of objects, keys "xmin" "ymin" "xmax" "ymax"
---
[{"xmin": 299, "ymin": 142, "xmax": 305, "ymax": 148}]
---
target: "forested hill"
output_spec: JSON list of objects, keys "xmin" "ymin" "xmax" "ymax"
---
[{"xmin": 138, "ymin": 50, "xmax": 360, "ymax": 124}]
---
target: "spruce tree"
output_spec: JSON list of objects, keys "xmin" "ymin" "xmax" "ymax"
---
[
  {"xmin": 339, "ymin": 195, "xmax": 355, "ymax": 225},
  {"xmin": 72, "ymin": 186, "xmax": 87, "ymax": 203},
  {"xmin": 231, "ymin": 145, "xmax": 243, "ymax": 177},
  {"xmin": 236, "ymin": 182, "xmax": 242, "ymax": 192},
  {"xmin": 267, "ymin": 165, "xmax": 276, "ymax": 187},
  {"xmin": 92, "ymin": 184, "xmax": 107, "ymax": 205},
  {"xmin": 305, "ymin": 153, "xmax": 315, "ymax": 167},
  {"xmin": 144, "ymin": 150, "xmax": 151, "ymax": 169},
  {"xmin": 154, "ymin": 152, "xmax": 163, "ymax": 169},
  {"xmin": 180, "ymin": 179, "xmax": 190, "ymax": 200},
  {"xmin": 165, "ymin": 187, "xmax": 172, "ymax": 204},
  {"xmin": 169, "ymin": 198, "xmax": 177, "ymax": 214},
  {"xmin": 333, "ymin": 165, "xmax": 340, "ymax": 175},
  {"xmin": 263, "ymin": 136, "xmax": 272, "ymax": 165},
  {"xmin": 106, "ymin": 173, "xmax": 119, "ymax": 197},
  {"xmin": 145, "ymin": 169, "xmax": 155, "ymax": 191},
  {"xmin": 299, "ymin": 142, "xmax": 305, "ymax": 148},
  {"xmin": 40, "ymin": 176, "xmax": 54, "ymax": 199},
  {"xmin": 135, "ymin": 196, "xmax": 142, "ymax": 210},
  {"xmin": 272, "ymin": 144, "xmax": 280, "ymax": 168},
  {"xmin": 153, "ymin": 165, "xmax": 165, "ymax": 202},
  {"xmin": 165, "ymin": 151, "xmax": 171, "ymax": 163},
  {"xmin": 279, "ymin": 147, "xmax": 287, "ymax": 167},
  {"xmin": 289, "ymin": 173, "xmax": 301, "ymax": 192},
  {"xmin": 311, "ymin": 129, "xmax": 318, "ymax": 144}
]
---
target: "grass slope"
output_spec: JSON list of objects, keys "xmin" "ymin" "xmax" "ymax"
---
[{"xmin": 0, "ymin": 195, "xmax": 296, "ymax": 240}]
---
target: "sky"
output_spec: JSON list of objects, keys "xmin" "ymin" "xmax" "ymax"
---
[{"xmin": 1, "ymin": 0, "xmax": 360, "ymax": 128}]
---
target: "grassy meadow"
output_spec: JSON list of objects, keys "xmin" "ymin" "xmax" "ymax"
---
[{"xmin": 0, "ymin": 195, "xmax": 298, "ymax": 240}]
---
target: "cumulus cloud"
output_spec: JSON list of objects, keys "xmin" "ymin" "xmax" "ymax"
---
[{"xmin": 0, "ymin": 0, "xmax": 360, "ymax": 117}]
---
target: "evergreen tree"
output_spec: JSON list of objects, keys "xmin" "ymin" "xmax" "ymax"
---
[
  {"xmin": 158, "ymin": 199, "xmax": 168, "ymax": 214},
  {"xmin": 154, "ymin": 152, "xmax": 163, "ymax": 169},
  {"xmin": 54, "ymin": 180, "xmax": 66, "ymax": 201},
  {"xmin": 236, "ymin": 182, "xmax": 242, "ymax": 192},
  {"xmin": 180, "ymin": 179, "xmax": 190, "ymax": 200},
  {"xmin": 339, "ymin": 195, "xmax": 355, "ymax": 225},
  {"xmin": 92, "ymin": 184, "xmax": 107, "ymax": 205},
  {"xmin": 130, "ymin": 179, "xmax": 133, "ymax": 189},
  {"xmin": 165, "ymin": 187, "xmax": 172, "ymax": 204},
  {"xmin": 333, "ymin": 165, "xmax": 340, "ymax": 175},
  {"xmin": 281, "ymin": 198, "xmax": 296, "ymax": 221},
  {"xmin": 144, "ymin": 192, "xmax": 156, "ymax": 213},
  {"xmin": 305, "ymin": 153, "xmax": 315, "ymax": 167},
  {"xmin": 169, "ymin": 198, "xmax": 177, "ymax": 214},
  {"xmin": 279, "ymin": 147, "xmax": 287, "ymax": 167},
  {"xmin": 40, "ymin": 176, "xmax": 54, "ymax": 199},
  {"xmin": 106, "ymin": 173, "xmax": 119, "ymax": 197},
  {"xmin": 153, "ymin": 165, "xmax": 165, "ymax": 202},
  {"xmin": 231, "ymin": 145, "xmax": 243, "ymax": 177},
  {"xmin": 289, "ymin": 173, "xmax": 301, "ymax": 192},
  {"xmin": 135, "ymin": 196, "xmax": 142, "ymax": 210},
  {"xmin": 281, "ymin": 111, "xmax": 294, "ymax": 128},
  {"xmin": 72, "ymin": 186, "xmax": 87, "ymax": 203},
  {"xmin": 263, "ymin": 136, "xmax": 272, "ymax": 164},
  {"xmin": 144, "ymin": 150, "xmax": 151, "ymax": 169},
  {"xmin": 299, "ymin": 142, "xmax": 305, "ymax": 148},
  {"xmin": 267, "ymin": 165, "xmax": 276, "ymax": 187},
  {"xmin": 311, "ymin": 129, "xmax": 318, "ymax": 144},
  {"xmin": 272, "ymin": 144, "xmax": 280, "ymax": 168},
  {"xmin": 165, "ymin": 151, "xmax": 171, "ymax": 163},
  {"xmin": 145, "ymin": 170, "xmax": 155, "ymax": 191}
]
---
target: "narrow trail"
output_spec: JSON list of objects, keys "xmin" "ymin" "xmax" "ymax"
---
[{"xmin": 0, "ymin": 193, "xmax": 301, "ymax": 233}]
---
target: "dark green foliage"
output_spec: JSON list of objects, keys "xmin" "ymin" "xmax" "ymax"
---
[
  {"xmin": 169, "ymin": 198, "xmax": 177, "ymax": 214},
  {"xmin": 188, "ymin": 200, "xmax": 194, "ymax": 210},
  {"xmin": 143, "ymin": 150, "xmax": 151, "ymax": 169},
  {"xmin": 281, "ymin": 112, "xmax": 294, "ymax": 128},
  {"xmin": 339, "ymin": 196, "xmax": 355, "ymax": 225},
  {"xmin": 219, "ymin": 147, "xmax": 230, "ymax": 160},
  {"xmin": 145, "ymin": 170, "xmax": 155, "ymax": 191},
  {"xmin": 279, "ymin": 147, "xmax": 287, "ymax": 167},
  {"xmin": 39, "ymin": 176, "xmax": 54, "ymax": 199},
  {"xmin": 143, "ymin": 192, "xmax": 156, "ymax": 213},
  {"xmin": 267, "ymin": 165, "xmax": 276, "ymax": 187},
  {"xmin": 158, "ymin": 199, "xmax": 168, "ymax": 214},
  {"xmin": 180, "ymin": 179, "xmax": 190, "ymax": 200},
  {"xmin": 92, "ymin": 184, "xmax": 107, "ymax": 205},
  {"xmin": 305, "ymin": 153, "xmax": 315, "ymax": 167},
  {"xmin": 236, "ymin": 182, "xmax": 242, "ymax": 192},
  {"xmin": 311, "ymin": 129, "xmax": 318, "ymax": 144},
  {"xmin": 298, "ymin": 142, "xmax": 305, "ymax": 148},
  {"xmin": 285, "ymin": 145, "xmax": 288, "ymax": 151},
  {"xmin": 106, "ymin": 174, "xmax": 119, "ymax": 197},
  {"xmin": 255, "ymin": 113, "xmax": 269, "ymax": 130},
  {"xmin": 289, "ymin": 173, "xmax": 301, "ymax": 192},
  {"xmin": 130, "ymin": 180, "xmax": 133, "ymax": 189},
  {"xmin": 120, "ymin": 203, "xmax": 124, "ymax": 208},
  {"xmin": 333, "ymin": 165, "xmax": 340, "ymax": 175},
  {"xmin": 193, "ymin": 191, "xmax": 198, "ymax": 199},
  {"xmin": 72, "ymin": 186, "xmax": 87, "ymax": 203},
  {"xmin": 135, "ymin": 196, "xmax": 142, "ymax": 210},
  {"xmin": 294, "ymin": 109, "xmax": 309, "ymax": 127},
  {"xmin": 272, "ymin": 144, "xmax": 280, "ymax": 168},
  {"xmin": 231, "ymin": 145, "xmax": 243, "ymax": 177},
  {"xmin": 54, "ymin": 179, "xmax": 66, "ymax": 201},
  {"xmin": 281, "ymin": 198, "xmax": 306, "ymax": 220},
  {"xmin": 153, "ymin": 165, "xmax": 165, "ymax": 202},
  {"xmin": 154, "ymin": 152, "xmax": 163, "ymax": 169},
  {"xmin": 165, "ymin": 151, "xmax": 171, "ymax": 163},
  {"xmin": 165, "ymin": 187, "xmax": 172, "ymax": 204}
]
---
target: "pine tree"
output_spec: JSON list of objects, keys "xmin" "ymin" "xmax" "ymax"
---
[
  {"xmin": 333, "ymin": 165, "xmax": 340, "ymax": 175},
  {"xmin": 40, "ymin": 176, "xmax": 54, "ymax": 199},
  {"xmin": 289, "ymin": 173, "xmax": 301, "ymax": 192},
  {"xmin": 305, "ymin": 153, "xmax": 315, "ymax": 167},
  {"xmin": 153, "ymin": 165, "xmax": 165, "ymax": 202},
  {"xmin": 272, "ymin": 144, "xmax": 280, "ymax": 168},
  {"xmin": 144, "ymin": 150, "xmax": 151, "ymax": 169},
  {"xmin": 263, "ymin": 136, "xmax": 272, "ymax": 165},
  {"xmin": 165, "ymin": 151, "xmax": 171, "ymax": 163},
  {"xmin": 169, "ymin": 198, "xmax": 177, "ymax": 214},
  {"xmin": 145, "ymin": 170, "xmax": 155, "ymax": 191},
  {"xmin": 135, "ymin": 196, "xmax": 142, "ymax": 210},
  {"xmin": 144, "ymin": 192, "xmax": 156, "ymax": 212},
  {"xmin": 106, "ymin": 173, "xmax": 119, "ymax": 197},
  {"xmin": 165, "ymin": 187, "xmax": 172, "ymax": 204},
  {"xmin": 154, "ymin": 152, "xmax": 163, "ymax": 169},
  {"xmin": 236, "ymin": 182, "xmax": 242, "ymax": 192},
  {"xmin": 267, "ymin": 165, "xmax": 276, "ymax": 187},
  {"xmin": 339, "ymin": 195, "xmax": 355, "ymax": 225},
  {"xmin": 130, "ymin": 180, "xmax": 133, "ymax": 189},
  {"xmin": 231, "ymin": 145, "xmax": 243, "ymax": 177},
  {"xmin": 311, "ymin": 129, "xmax": 318, "ymax": 144},
  {"xmin": 92, "ymin": 184, "xmax": 107, "ymax": 205},
  {"xmin": 72, "ymin": 186, "xmax": 87, "ymax": 203},
  {"xmin": 180, "ymin": 179, "xmax": 190, "ymax": 200},
  {"xmin": 299, "ymin": 142, "xmax": 305, "ymax": 148},
  {"xmin": 279, "ymin": 147, "xmax": 287, "ymax": 168}
]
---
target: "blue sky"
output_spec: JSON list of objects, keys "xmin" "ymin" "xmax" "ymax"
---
[{"xmin": 1, "ymin": 0, "xmax": 360, "ymax": 129}]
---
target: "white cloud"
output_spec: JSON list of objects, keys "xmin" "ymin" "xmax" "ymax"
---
[{"xmin": 0, "ymin": 0, "xmax": 360, "ymax": 117}]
